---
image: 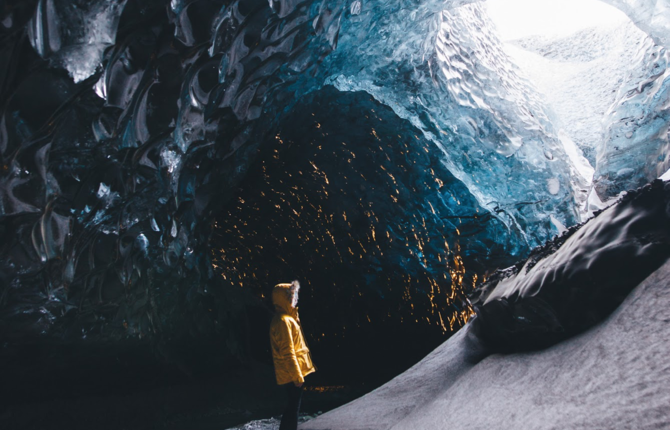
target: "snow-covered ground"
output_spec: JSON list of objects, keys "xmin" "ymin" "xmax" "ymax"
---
[{"xmin": 301, "ymin": 258, "xmax": 670, "ymax": 429}]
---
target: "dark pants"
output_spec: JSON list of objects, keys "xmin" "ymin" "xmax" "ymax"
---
[{"xmin": 279, "ymin": 383, "xmax": 303, "ymax": 430}]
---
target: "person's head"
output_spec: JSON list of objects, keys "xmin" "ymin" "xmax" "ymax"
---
[{"xmin": 272, "ymin": 280, "xmax": 301, "ymax": 311}]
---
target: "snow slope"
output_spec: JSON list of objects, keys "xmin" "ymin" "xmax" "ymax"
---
[{"xmin": 302, "ymin": 258, "xmax": 670, "ymax": 430}]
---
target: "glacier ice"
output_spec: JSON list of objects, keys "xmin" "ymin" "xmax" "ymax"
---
[
  {"xmin": 0, "ymin": 0, "xmax": 669, "ymax": 352},
  {"xmin": 489, "ymin": 0, "xmax": 670, "ymax": 207},
  {"xmin": 594, "ymin": 38, "xmax": 670, "ymax": 199},
  {"xmin": 27, "ymin": 0, "xmax": 128, "ymax": 83},
  {"xmin": 501, "ymin": 20, "xmax": 648, "ymax": 165},
  {"xmin": 326, "ymin": 2, "xmax": 589, "ymax": 248},
  {"xmin": 212, "ymin": 87, "xmax": 525, "ymax": 339},
  {"xmin": 605, "ymin": 0, "xmax": 670, "ymax": 49}
]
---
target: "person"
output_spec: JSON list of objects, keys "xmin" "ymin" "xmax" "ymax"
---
[{"xmin": 270, "ymin": 281, "xmax": 316, "ymax": 430}]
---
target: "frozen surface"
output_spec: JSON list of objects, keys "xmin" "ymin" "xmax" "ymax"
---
[
  {"xmin": 2, "ymin": 0, "xmax": 670, "ymax": 350},
  {"xmin": 330, "ymin": 3, "xmax": 584, "ymax": 242},
  {"xmin": 0, "ymin": 0, "xmax": 580, "ymax": 341},
  {"xmin": 211, "ymin": 88, "xmax": 516, "ymax": 340},
  {"xmin": 594, "ymin": 38, "xmax": 670, "ymax": 199},
  {"xmin": 27, "ymin": 0, "xmax": 127, "ymax": 82},
  {"xmin": 605, "ymin": 0, "xmax": 670, "ymax": 48},
  {"xmin": 302, "ymin": 255, "xmax": 670, "ymax": 430},
  {"xmin": 503, "ymin": 21, "xmax": 647, "ymax": 165},
  {"xmin": 490, "ymin": 2, "xmax": 670, "ymax": 205}
]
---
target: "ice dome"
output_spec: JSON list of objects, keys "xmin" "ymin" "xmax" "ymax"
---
[{"xmin": 0, "ymin": 0, "xmax": 669, "ymax": 427}]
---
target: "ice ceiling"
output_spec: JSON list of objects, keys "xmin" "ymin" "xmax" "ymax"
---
[{"xmin": 0, "ymin": 0, "xmax": 668, "ymax": 354}]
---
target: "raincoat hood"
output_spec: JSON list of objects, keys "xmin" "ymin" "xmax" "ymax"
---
[{"xmin": 272, "ymin": 283, "xmax": 296, "ymax": 315}]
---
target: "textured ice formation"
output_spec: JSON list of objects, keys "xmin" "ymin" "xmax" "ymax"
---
[
  {"xmin": 1, "ymin": 0, "xmax": 670, "ymax": 353},
  {"xmin": 605, "ymin": 0, "xmax": 670, "ymax": 48},
  {"xmin": 27, "ymin": 0, "xmax": 127, "ymax": 82},
  {"xmin": 212, "ymin": 88, "xmax": 523, "ymax": 346},
  {"xmin": 503, "ymin": 20, "xmax": 648, "ymax": 165},
  {"xmin": 328, "ymin": 3, "xmax": 583, "ymax": 245},
  {"xmin": 490, "ymin": 2, "xmax": 670, "ymax": 207},
  {"xmin": 594, "ymin": 38, "xmax": 670, "ymax": 199},
  {"xmin": 0, "ymin": 0, "xmax": 353, "ymax": 342}
]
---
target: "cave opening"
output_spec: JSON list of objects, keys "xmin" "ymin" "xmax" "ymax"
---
[
  {"xmin": 488, "ymin": 0, "xmax": 641, "ymax": 162},
  {"xmin": 486, "ymin": 0, "xmax": 667, "ymax": 201},
  {"xmin": 210, "ymin": 86, "xmax": 515, "ymax": 387}
]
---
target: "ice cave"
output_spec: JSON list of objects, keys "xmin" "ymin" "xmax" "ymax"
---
[{"xmin": 0, "ymin": 0, "xmax": 669, "ymax": 428}]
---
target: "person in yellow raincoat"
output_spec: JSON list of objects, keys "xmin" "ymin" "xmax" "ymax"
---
[{"xmin": 270, "ymin": 281, "xmax": 316, "ymax": 430}]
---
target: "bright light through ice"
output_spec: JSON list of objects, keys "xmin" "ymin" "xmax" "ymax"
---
[{"xmin": 486, "ymin": 0, "xmax": 629, "ymax": 41}]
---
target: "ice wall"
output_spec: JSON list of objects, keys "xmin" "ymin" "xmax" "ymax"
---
[
  {"xmin": 594, "ymin": 38, "xmax": 670, "ymax": 199},
  {"xmin": 27, "ymin": 0, "xmax": 128, "ymax": 83},
  {"xmin": 502, "ymin": 20, "xmax": 647, "ymax": 166},
  {"xmin": 212, "ymin": 87, "xmax": 528, "ymax": 356},
  {"xmin": 328, "ymin": 3, "xmax": 582, "ymax": 244},
  {"xmin": 1, "ymin": 0, "xmax": 669, "ymax": 349},
  {"xmin": 604, "ymin": 0, "xmax": 670, "ymax": 48}
]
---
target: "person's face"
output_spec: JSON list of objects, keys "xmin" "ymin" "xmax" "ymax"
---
[{"xmin": 291, "ymin": 289, "xmax": 299, "ymax": 308}]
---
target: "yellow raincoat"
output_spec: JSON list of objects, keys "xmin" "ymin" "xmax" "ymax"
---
[{"xmin": 270, "ymin": 284, "xmax": 316, "ymax": 385}]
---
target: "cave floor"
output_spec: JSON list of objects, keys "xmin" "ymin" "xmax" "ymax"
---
[{"xmin": 1, "ymin": 362, "xmax": 372, "ymax": 430}]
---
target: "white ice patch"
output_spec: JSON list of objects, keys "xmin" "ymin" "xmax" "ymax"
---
[
  {"xmin": 28, "ymin": 0, "xmax": 128, "ymax": 83},
  {"xmin": 97, "ymin": 182, "xmax": 111, "ymax": 199},
  {"xmin": 558, "ymin": 131, "xmax": 594, "ymax": 184},
  {"xmin": 161, "ymin": 147, "xmax": 181, "ymax": 174},
  {"xmin": 135, "ymin": 234, "xmax": 149, "ymax": 254},
  {"xmin": 350, "ymin": 0, "xmax": 362, "ymax": 15},
  {"xmin": 549, "ymin": 214, "xmax": 567, "ymax": 234},
  {"xmin": 487, "ymin": 0, "xmax": 628, "ymax": 41},
  {"xmin": 617, "ymin": 167, "xmax": 635, "ymax": 177},
  {"xmin": 94, "ymin": 74, "xmax": 107, "ymax": 100},
  {"xmin": 547, "ymin": 177, "xmax": 560, "ymax": 195}
]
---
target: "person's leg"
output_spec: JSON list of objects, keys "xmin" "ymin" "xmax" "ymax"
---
[{"xmin": 279, "ymin": 384, "xmax": 303, "ymax": 430}]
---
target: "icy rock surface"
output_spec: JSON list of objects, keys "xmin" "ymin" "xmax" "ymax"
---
[{"xmin": 594, "ymin": 38, "xmax": 670, "ymax": 199}]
